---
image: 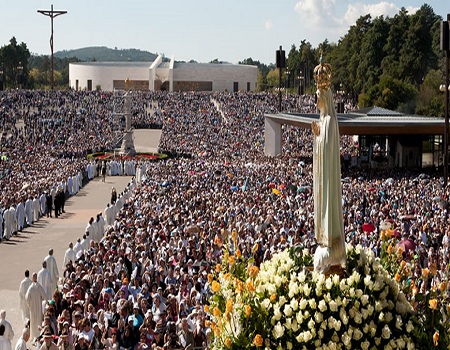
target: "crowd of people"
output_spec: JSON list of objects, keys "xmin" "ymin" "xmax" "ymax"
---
[{"xmin": 1, "ymin": 88, "xmax": 449, "ymax": 350}]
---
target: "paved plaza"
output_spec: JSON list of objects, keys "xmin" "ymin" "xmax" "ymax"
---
[{"xmin": 0, "ymin": 129, "xmax": 161, "ymax": 344}]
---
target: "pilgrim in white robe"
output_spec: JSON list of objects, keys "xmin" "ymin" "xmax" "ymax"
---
[
  {"xmin": 3, "ymin": 208, "xmax": 13, "ymax": 240},
  {"xmin": 18, "ymin": 276, "xmax": 32, "ymax": 322},
  {"xmin": 25, "ymin": 281, "xmax": 46, "ymax": 341},
  {"xmin": 67, "ymin": 176, "xmax": 74, "ymax": 195},
  {"xmin": 44, "ymin": 252, "xmax": 59, "ymax": 296},
  {"xmin": 32, "ymin": 198, "xmax": 40, "ymax": 222},
  {"xmin": 37, "ymin": 265, "xmax": 52, "ymax": 300},
  {"xmin": 39, "ymin": 194, "xmax": 46, "ymax": 216},
  {"xmin": 24, "ymin": 199, "xmax": 33, "ymax": 226},
  {"xmin": 15, "ymin": 202, "xmax": 25, "ymax": 231},
  {"xmin": 0, "ymin": 311, "xmax": 14, "ymax": 346},
  {"xmin": 63, "ymin": 245, "xmax": 76, "ymax": 269}
]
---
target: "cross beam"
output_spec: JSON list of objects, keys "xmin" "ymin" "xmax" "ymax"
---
[{"xmin": 37, "ymin": 4, "xmax": 67, "ymax": 90}]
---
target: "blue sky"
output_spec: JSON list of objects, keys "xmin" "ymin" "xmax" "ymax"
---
[{"xmin": 0, "ymin": 1, "xmax": 448, "ymax": 65}]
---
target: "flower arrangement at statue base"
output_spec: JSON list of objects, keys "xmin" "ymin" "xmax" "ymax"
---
[{"xmin": 208, "ymin": 244, "xmax": 419, "ymax": 350}]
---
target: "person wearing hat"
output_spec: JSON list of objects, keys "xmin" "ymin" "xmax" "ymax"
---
[
  {"xmin": 128, "ymin": 303, "xmax": 143, "ymax": 332},
  {"xmin": 56, "ymin": 330, "xmax": 74, "ymax": 350},
  {"xmin": 39, "ymin": 329, "xmax": 57, "ymax": 350},
  {"xmin": 74, "ymin": 334, "xmax": 88, "ymax": 350}
]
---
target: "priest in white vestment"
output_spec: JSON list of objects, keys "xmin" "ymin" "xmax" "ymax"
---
[
  {"xmin": 16, "ymin": 202, "xmax": 25, "ymax": 232},
  {"xmin": 37, "ymin": 261, "xmax": 52, "ymax": 300},
  {"xmin": 63, "ymin": 242, "xmax": 76, "ymax": 270},
  {"xmin": 44, "ymin": 249, "xmax": 59, "ymax": 296},
  {"xmin": 18, "ymin": 270, "xmax": 32, "ymax": 322},
  {"xmin": 25, "ymin": 273, "xmax": 47, "ymax": 342},
  {"xmin": 0, "ymin": 310, "xmax": 14, "ymax": 347},
  {"xmin": 24, "ymin": 198, "xmax": 33, "ymax": 226},
  {"xmin": 14, "ymin": 328, "xmax": 29, "ymax": 350}
]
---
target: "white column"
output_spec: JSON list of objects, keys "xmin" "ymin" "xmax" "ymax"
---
[{"xmin": 264, "ymin": 117, "xmax": 282, "ymax": 156}]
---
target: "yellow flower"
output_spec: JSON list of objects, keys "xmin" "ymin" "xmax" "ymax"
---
[
  {"xmin": 204, "ymin": 305, "xmax": 210, "ymax": 313},
  {"xmin": 226, "ymin": 299, "xmax": 233, "ymax": 312},
  {"xmin": 248, "ymin": 265, "xmax": 259, "ymax": 278},
  {"xmin": 252, "ymin": 243, "xmax": 259, "ymax": 253},
  {"xmin": 212, "ymin": 281, "xmax": 220, "ymax": 293},
  {"xmin": 433, "ymin": 331, "xmax": 439, "ymax": 346},
  {"xmin": 429, "ymin": 263, "xmax": 437, "ymax": 275},
  {"xmin": 216, "ymin": 264, "xmax": 222, "ymax": 272},
  {"xmin": 395, "ymin": 273, "xmax": 401, "ymax": 282},
  {"xmin": 225, "ymin": 338, "xmax": 232, "ymax": 347},
  {"xmin": 411, "ymin": 285, "xmax": 419, "ymax": 296},
  {"xmin": 429, "ymin": 299, "xmax": 438, "ymax": 310},
  {"xmin": 397, "ymin": 246, "xmax": 404, "ymax": 255},
  {"xmin": 235, "ymin": 249, "xmax": 242, "ymax": 258},
  {"xmin": 224, "ymin": 272, "xmax": 231, "ymax": 280},
  {"xmin": 386, "ymin": 228, "xmax": 393, "ymax": 239},
  {"xmin": 245, "ymin": 305, "xmax": 252, "ymax": 317},
  {"xmin": 247, "ymin": 279, "xmax": 256, "ymax": 292},
  {"xmin": 253, "ymin": 334, "xmax": 263, "ymax": 347},
  {"xmin": 214, "ymin": 327, "xmax": 220, "ymax": 336},
  {"xmin": 204, "ymin": 320, "xmax": 210, "ymax": 327},
  {"xmin": 422, "ymin": 268, "xmax": 430, "ymax": 278},
  {"xmin": 236, "ymin": 280, "xmax": 244, "ymax": 293},
  {"xmin": 207, "ymin": 273, "xmax": 213, "ymax": 283},
  {"xmin": 400, "ymin": 260, "xmax": 406, "ymax": 269},
  {"xmin": 387, "ymin": 244, "xmax": 393, "ymax": 254},
  {"xmin": 380, "ymin": 231, "xmax": 386, "ymax": 240},
  {"xmin": 213, "ymin": 307, "xmax": 221, "ymax": 317},
  {"xmin": 229, "ymin": 255, "xmax": 235, "ymax": 265},
  {"xmin": 270, "ymin": 293, "xmax": 277, "ymax": 302},
  {"xmin": 439, "ymin": 281, "xmax": 447, "ymax": 292},
  {"xmin": 231, "ymin": 230, "xmax": 237, "ymax": 242}
]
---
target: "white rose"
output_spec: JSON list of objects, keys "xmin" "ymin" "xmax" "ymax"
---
[
  {"xmin": 304, "ymin": 331, "xmax": 313, "ymax": 342},
  {"xmin": 406, "ymin": 321, "xmax": 414, "ymax": 333},
  {"xmin": 349, "ymin": 288, "xmax": 355, "ymax": 298},
  {"xmin": 299, "ymin": 299, "xmax": 308, "ymax": 310},
  {"xmin": 367, "ymin": 305, "xmax": 374, "ymax": 316},
  {"xmin": 285, "ymin": 317, "xmax": 292, "ymax": 330},
  {"xmin": 287, "ymin": 341, "xmax": 293, "ymax": 350},
  {"xmin": 332, "ymin": 332, "xmax": 339, "ymax": 342},
  {"xmin": 329, "ymin": 300, "xmax": 338, "ymax": 312},
  {"xmin": 332, "ymin": 274, "xmax": 340, "ymax": 286},
  {"xmin": 339, "ymin": 279, "xmax": 347, "ymax": 291},
  {"xmin": 361, "ymin": 340, "xmax": 370, "ymax": 350},
  {"xmin": 298, "ymin": 271, "xmax": 306, "ymax": 283},
  {"xmin": 284, "ymin": 305, "xmax": 293, "ymax": 317},
  {"xmin": 353, "ymin": 328, "xmax": 363, "ymax": 341},
  {"xmin": 279, "ymin": 296, "xmax": 287, "ymax": 307},
  {"xmin": 291, "ymin": 319, "xmax": 299, "ymax": 332},
  {"xmin": 296, "ymin": 312, "xmax": 304, "ymax": 325},
  {"xmin": 355, "ymin": 289, "xmax": 363, "ymax": 298},
  {"xmin": 342, "ymin": 333, "xmax": 351, "ymax": 346},
  {"xmin": 314, "ymin": 311, "xmax": 323, "ymax": 323},
  {"xmin": 381, "ymin": 324, "xmax": 391, "ymax": 339},
  {"xmin": 273, "ymin": 322, "xmax": 285, "ymax": 339},
  {"xmin": 361, "ymin": 294, "xmax": 369, "ymax": 306},
  {"xmin": 273, "ymin": 306, "xmax": 282, "ymax": 321},
  {"xmin": 349, "ymin": 307, "xmax": 357, "ymax": 318},
  {"xmin": 385, "ymin": 312, "xmax": 393, "ymax": 323},
  {"xmin": 354, "ymin": 312, "xmax": 362, "ymax": 324},
  {"xmin": 361, "ymin": 308, "xmax": 368, "ymax": 320},
  {"xmin": 318, "ymin": 300, "xmax": 327, "ymax": 312},
  {"xmin": 304, "ymin": 284, "xmax": 311, "ymax": 297},
  {"xmin": 378, "ymin": 312, "xmax": 385, "ymax": 322},
  {"xmin": 309, "ymin": 299, "xmax": 317, "ymax": 310},
  {"xmin": 296, "ymin": 332, "xmax": 305, "ymax": 343},
  {"xmin": 291, "ymin": 298, "xmax": 299, "ymax": 311},
  {"xmin": 307, "ymin": 319, "xmax": 315, "ymax": 330}
]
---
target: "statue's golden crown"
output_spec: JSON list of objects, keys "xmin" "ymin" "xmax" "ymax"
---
[{"xmin": 314, "ymin": 53, "xmax": 332, "ymax": 90}]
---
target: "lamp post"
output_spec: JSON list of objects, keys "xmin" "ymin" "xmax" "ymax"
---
[
  {"xmin": 298, "ymin": 71, "xmax": 304, "ymax": 95},
  {"xmin": 17, "ymin": 62, "xmax": 23, "ymax": 89},
  {"xmin": 337, "ymin": 83, "xmax": 345, "ymax": 113},
  {"xmin": 0, "ymin": 65, "xmax": 4, "ymax": 91},
  {"xmin": 440, "ymin": 15, "xmax": 450, "ymax": 187},
  {"xmin": 285, "ymin": 68, "xmax": 290, "ymax": 97},
  {"xmin": 276, "ymin": 46, "xmax": 286, "ymax": 112}
]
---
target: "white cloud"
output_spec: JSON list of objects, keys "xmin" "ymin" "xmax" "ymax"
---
[
  {"xmin": 294, "ymin": 1, "xmax": 420, "ymax": 43},
  {"xmin": 265, "ymin": 19, "xmax": 273, "ymax": 30}
]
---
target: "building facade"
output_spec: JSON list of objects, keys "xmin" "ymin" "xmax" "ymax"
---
[{"xmin": 69, "ymin": 55, "xmax": 258, "ymax": 92}]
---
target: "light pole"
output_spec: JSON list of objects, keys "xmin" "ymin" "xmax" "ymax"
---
[
  {"xmin": 276, "ymin": 46, "xmax": 286, "ymax": 112},
  {"xmin": 285, "ymin": 68, "xmax": 290, "ymax": 97},
  {"xmin": 38, "ymin": 4, "xmax": 67, "ymax": 90},
  {"xmin": 0, "ymin": 65, "xmax": 4, "ymax": 91},
  {"xmin": 17, "ymin": 62, "xmax": 23, "ymax": 89},
  {"xmin": 440, "ymin": 15, "xmax": 450, "ymax": 187},
  {"xmin": 337, "ymin": 83, "xmax": 345, "ymax": 113}
]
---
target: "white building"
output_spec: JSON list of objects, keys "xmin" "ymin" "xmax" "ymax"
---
[{"xmin": 69, "ymin": 55, "xmax": 258, "ymax": 92}]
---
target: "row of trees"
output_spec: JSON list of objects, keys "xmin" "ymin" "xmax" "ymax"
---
[{"xmin": 249, "ymin": 4, "xmax": 446, "ymax": 116}]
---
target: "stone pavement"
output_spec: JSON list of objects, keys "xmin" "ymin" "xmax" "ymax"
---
[{"xmin": 0, "ymin": 129, "xmax": 161, "ymax": 345}]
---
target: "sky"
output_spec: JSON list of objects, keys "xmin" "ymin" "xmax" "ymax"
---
[{"xmin": 0, "ymin": 0, "xmax": 448, "ymax": 65}]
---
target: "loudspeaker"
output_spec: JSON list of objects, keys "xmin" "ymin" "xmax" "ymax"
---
[
  {"xmin": 441, "ymin": 21, "xmax": 449, "ymax": 51},
  {"xmin": 276, "ymin": 49, "xmax": 285, "ymax": 68}
]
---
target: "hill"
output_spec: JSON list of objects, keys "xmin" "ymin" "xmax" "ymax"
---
[{"xmin": 54, "ymin": 46, "xmax": 158, "ymax": 62}]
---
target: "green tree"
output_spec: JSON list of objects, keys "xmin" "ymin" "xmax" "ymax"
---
[
  {"xmin": 0, "ymin": 37, "xmax": 31, "ymax": 88},
  {"xmin": 415, "ymin": 69, "xmax": 444, "ymax": 117}
]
